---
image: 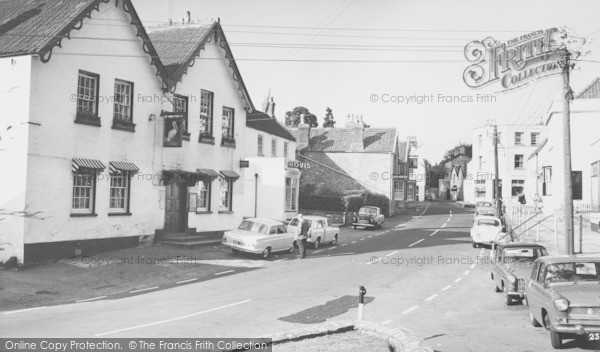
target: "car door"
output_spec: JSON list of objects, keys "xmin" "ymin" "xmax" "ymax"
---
[
  {"xmin": 313, "ymin": 220, "xmax": 325, "ymax": 243},
  {"xmin": 323, "ymin": 219, "xmax": 335, "ymax": 242},
  {"xmin": 527, "ymin": 262, "xmax": 545, "ymax": 322},
  {"xmin": 266, "ymin": 225, "xmax": 280, "ymax": 251}
]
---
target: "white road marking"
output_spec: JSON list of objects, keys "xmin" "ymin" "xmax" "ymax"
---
[
  {"xmin": 441, "ymin": 285, "xmax": 452, "ymax": 291},
  {"xmin": 274, "ymin": 258, "xmax": 288, "ymax": 262},
  {"xmin": 470, "ymin": 263, "xmax": 477, "ymax": 269},
  {"xmin": 402, "ymin": 306, "xmax": 419, "ymax": 314},
  {"xmin": 381, "ymin": 319, "xmax": 393, "ymax": 325},
  {"xmin": 95, "ymin": 299, "xmax": 252, "ymax": 336},
  {"xmin": 463, "ymin": 270, "xmax": 471, "ymax": 276},
  {"xmin": 454, "ymin": 277, "xmax": 463, "ymax": 283},
  {"xmin": 327, "ymin": 247, "xmax": 335, "ymax": 250},
  {"xmin": 408, "ymin": 239, "xmax": 424, "ymax": 247},
  {"xmin": 425, "ymin": 294, "xmax": 438, "ymax": 302},
  {"xmin": 366, "ymin": 250, "xmax": 399, "ymax": 265},
  {"xmin": 313, "ymin": 250, "xmax": 324, "ymax": 254},
  {"xmin": 215, "ymin": 270, "xmax": 235, "ymax": 276},
  {"xmin": 420, "ymin": 203, "xmax": 431, "ymax": 216},
  {"xmin": 3, "ymin": 306, "xmax": 47, "ymax": 315},
  {"xmin": 359, "ymin": 238, "xmax": 365, "ymax": 241},
  {"xmin": 341, "ymin": 244, "xmax": 348, "ymax": 247},
  {"xmin": 387, "ymin": 251, "xmax": 399, "ymax": 257},
  {"xmin": 441, "ymin": 223, "xmax": 447, "ymax": 228},
  {"xmin": 429, "ymin": 230, "xmax": 439, "ymax": 237},
  {"xmin": 351, "ymin": 241, "xmax": 357, "ymax": 244},
  {"xmin": 130, "ymin": 287, "xmax": 158, "ymax": 294},
  {"xmin": 176, "ymin": 278, "xmax": 198, "ymax": 284},
  {"xmin": 75, "ymin": 296, "xmax": 107, "ymax": 303}
]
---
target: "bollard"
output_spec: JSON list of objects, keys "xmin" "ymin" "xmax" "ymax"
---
[{"xmin": 358, "ymin": 286, "xmax": 367, "ymax": 321}]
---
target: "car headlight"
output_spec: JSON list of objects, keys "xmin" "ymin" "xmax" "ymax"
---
[
  {"xmin": 554, "ymin": 297, "xmax": 570, "ymax": 311},
  {"xmin": 507, "ymin": 274, "xmax": 517, "ymax": 283}
]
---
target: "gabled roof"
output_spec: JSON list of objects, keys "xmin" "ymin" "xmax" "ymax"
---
[
  {"xmin": 576, "ymin": 77, "xmax": 600, "ymax": 99},
  {"xmin": 0, "ymin": 0, "xmax": 168, "ymax": 86},
  {"xmin": 290, "ymin": 127, "xmax": 397, "ymax": 153},
  {"xmin": 246, "ymin": 111, "xmax": 296, "ymax": 141},
  {"xmin": 148, "ymin": 21, "xmax": 254, "ymax": 110}
]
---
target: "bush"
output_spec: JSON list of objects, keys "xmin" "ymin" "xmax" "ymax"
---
[
  {"xmin": 299, "ymin": 195, "xmax": 344, "ymax": 212},
  {"xmin": 342, "ymin": 194, "xmax": 364, "ymax": 212},
  {"xmin": 364, "ymin": 192, "xmax": 390, "ymax": 217}
]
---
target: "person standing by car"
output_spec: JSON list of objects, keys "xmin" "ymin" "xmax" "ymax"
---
[{"xmin": 295, "ymin": 214, "xmax": 309, "ymax": 259}]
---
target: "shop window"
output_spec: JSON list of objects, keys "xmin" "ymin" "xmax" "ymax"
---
[{"xmin": 511, "ymin": 179, "xmax": 525, "ymax": 197}]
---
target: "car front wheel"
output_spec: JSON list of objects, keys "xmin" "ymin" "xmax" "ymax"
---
[
  {"xmin": 261, "ymin": 247, "xmax": 271, "ymax": 259},
  {"xmin": 504, "ymin": 293, "xmax": 512, "ymax": 306},
  {"xmin": 330, "ymin": 234, "xmax": 338, "ymax": 245}
]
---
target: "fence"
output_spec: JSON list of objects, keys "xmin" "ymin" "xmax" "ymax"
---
[{"xmin": 504, "ymin": 202, "xmax": 600, "ymax": 254}]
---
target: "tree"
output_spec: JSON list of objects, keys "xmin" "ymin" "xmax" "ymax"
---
[
  {"xmin": 284, "ymin": 106, "xmax": 318, "ymax": 127},
  {"xmin": 323, "ymin": 107, "xmax": 336, "ymax": 128}
]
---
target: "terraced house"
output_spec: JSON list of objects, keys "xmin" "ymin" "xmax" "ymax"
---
[{"xmin": 0, "ymin": 0, "xmax": 264, "ymax": 263}]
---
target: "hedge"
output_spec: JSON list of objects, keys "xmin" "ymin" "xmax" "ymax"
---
[
  {"xmin": 342, "ymin": 194, "xmax": 364, "ymax": 213},
  {"xmin": 299, "ymin": 195, "xmax": 344, "ymax": 212}
]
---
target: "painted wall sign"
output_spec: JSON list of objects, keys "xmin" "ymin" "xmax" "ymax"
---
[
  {"xmin": 240, "ymin": 160, "xmax": 250, "ymax": 168},
  {"xmin": 463, "ymin": 28, "xmax": 566, "ymax": 90},
  {"xmin": 287, "ymin": 160, "xmax": 311, "ymax": 169}
]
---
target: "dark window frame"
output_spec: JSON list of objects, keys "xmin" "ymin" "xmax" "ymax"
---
[
  {"xmin": 75, "ymin": 70, "xmax": 101, "ymax": 127},
  {"xmin": 173, "ymin": 93, "xmax": 190, "ymax": 140},
  {"xmin": 112, "ymin": 79, "xmax": 136, "ymax": 132}
]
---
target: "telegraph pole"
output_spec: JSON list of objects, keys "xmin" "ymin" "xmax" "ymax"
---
[
  {"xmin": 493, "ymin": 123, "xmax": 502, "ymax": 217},
  {"xmin": 561, "ymin": 52, "xmax": 575, "ymax": 255}
]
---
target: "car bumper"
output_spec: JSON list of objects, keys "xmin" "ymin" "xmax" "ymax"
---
[
  {"xmin": 222, "ymin": 241, "xmax": 262, "ymax": 254},
  {"xmin": 552, "ymin": 324, "xmax": 600, "ymax": 335},
  {"xmin": 353, "ymin": 222, "xmax": 376, "ymax": 227},
  {"xmin": 505, "ymin": 290, "xmax": 525, "ymax": 299}
]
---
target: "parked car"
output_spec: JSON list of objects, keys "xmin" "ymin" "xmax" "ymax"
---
[
  {"xmin": 287, "ymin": 216, "xmax": 340, "ymax": 248},
  {"xmin": 476, "ymin": 201, "xmax": 493, "ymax": 208},
  {"xmin": 222, "ymin": 218, "xmax": 295, "ymax": 259},
  {"xmin": 353, "ymin": 206, "xmax": 385, "ymax": 229},
  {"xmin": 490, "ymin": 242, "xmax": 549, "ymax": 306},
  {"xmin": 524, "ymin": 254, "xmax": 600, "ymax": 349},
  {"xmin": 470, "ymin": 215, "xmax": 506, "ymax": 248}
]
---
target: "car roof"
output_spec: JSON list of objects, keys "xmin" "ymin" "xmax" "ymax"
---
[
  {"xmin": 496, "ymin": 242, "xmax": 546, "ymax": 250},
  {"xmin": 477, "ymin": 206, "xmax": 497, "ymax": 211},
  {"xmin": 360, "ymin": 206, "xmax": 379, "ymax": 210},
  {"xmin": 243, "ymin": 218, "xmax": 284, "ymax": 226},
  {"xmin": 302, "ymin": 215, "xmax": 327, "ymax": 221},
  {"xmin": 536, "ymin": 254, "xmax": 600, "ymax": 264}
]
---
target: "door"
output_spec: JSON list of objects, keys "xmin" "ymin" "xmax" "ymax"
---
[
  {"xmin": 313, "ymin": 221, "xmax": 325, "ymax": 243},
  {"xmin": 164, "ymin": 181, "xmax": 187, "ymax": 233}
]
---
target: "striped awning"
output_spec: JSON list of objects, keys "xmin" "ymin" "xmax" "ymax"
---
[
  {"xmin": 72, "ymin": 158, "xmax": 105, "ymax": 172},
  {"xmin": 220, "ymin": 170, "xmax": 240, "ymax": 179},
  {"xmin": 197, "ymin": 168, "xmax": 220, "ymax": 178},
  {"xmin": 109, "ymin": 161, "xmax": 140, "ymax": 174}
]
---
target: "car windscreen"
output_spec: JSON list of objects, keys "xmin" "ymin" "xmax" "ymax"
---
[
  {"xmin": 359, "ymin": 208, "xmax": 377, "ymax": 215},
  {"xmin": 545, "ymin": 262, "xmax": 600, "ymax": 283},
  {"xmin": 238, "ymin": 220, "xmax": 268, "ymax": 235},
  {"xmin": 502, "ymin": 248, "xmax": 545, "ymax": 263},
  {"xmin": 477, "ymin": 219, "xmax": 499, "ymax": 227},
  {"xmin": 289, "ymin": 218, "xmax": 299, "ymax": 226}
]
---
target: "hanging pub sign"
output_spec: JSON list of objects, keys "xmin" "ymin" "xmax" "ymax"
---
[
  {"xmin": 463, "ymin": 28, "xmax": 566, "ymax": 90},
  {"xmin": 162, "ymin": 111, "xmax": 184, "ymax": 148}
]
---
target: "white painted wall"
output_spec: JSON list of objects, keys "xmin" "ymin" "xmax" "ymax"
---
[
  {"xmin": 534, "ymin": 99, "xmax": 600, "ymax": 213},
  {"xmin": 166, "ymin": 34, "xmax": 250, "ymax": 232},
  {"xmin": 22, "ymin": 0, "xmax": 166, "ymax": 252},
  {"xmin": 469, "ymin": 124, "xmax": 547, "ymax": 206},
  {"xmin": 245, "ymin": 127, "xmax": 297, "ymax": 159},
  {"xmin": 0, "ymin": 55, "xmax": 32, "ymax": 262}
]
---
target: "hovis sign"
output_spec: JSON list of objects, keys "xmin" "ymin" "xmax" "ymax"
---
[{"xmin": 463, "ymin": 28, "xmax": 566, "ymax": 90}]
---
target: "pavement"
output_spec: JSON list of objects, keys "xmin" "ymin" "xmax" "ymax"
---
[{"xmin": 1, "ymin": 201, "xmax": 598, "ymax": 351}]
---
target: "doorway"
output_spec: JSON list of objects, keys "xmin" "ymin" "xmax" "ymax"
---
[{"xmin": 164, "ymin": 180, "xmax": 187, "ymax": 233}]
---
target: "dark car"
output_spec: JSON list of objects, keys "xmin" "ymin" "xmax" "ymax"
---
[
  {"xmin": 353, "ymin": 206, "xmax": 384, "ymax": 229},
  {"xmin": 524, "ymin": 254, "xmax": 600, "ymax": 349},
  {"xmin": 490, "ymin": 242, "xmax": 549, "ymax": 306}
]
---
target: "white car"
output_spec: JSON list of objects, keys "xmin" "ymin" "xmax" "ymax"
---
[
  {"xmin": 287, "ymin": 215, "xmax": 340, "ymax": 249},
  {"xmin": 222, "ymin": 218, "xmax": 296, "ymax": 258},
  {"xmin": 470, "ymin": 215, "xmax": 506, "ymax": 248}
]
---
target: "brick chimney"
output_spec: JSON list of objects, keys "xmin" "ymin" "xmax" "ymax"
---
[
  {"xmin": 345, "ymin": 114, "xmax": 364, "ymax": 152},
  {"xmin": 268, "ymin": 97, "xmax": 276, "ymax": 118},
  {"xmin": 296, "ymin": 114, "xmax": 311, "ymax": 150}
]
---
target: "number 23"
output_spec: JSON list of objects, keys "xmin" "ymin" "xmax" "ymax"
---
[{"xmin": 589, "ymin": 333, "xmax": 600, "ymax": 341}]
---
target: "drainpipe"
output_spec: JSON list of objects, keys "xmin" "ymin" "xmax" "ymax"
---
[{"xmin": 254, "ymin": 173, "xmax": 259, "ymax": 217}]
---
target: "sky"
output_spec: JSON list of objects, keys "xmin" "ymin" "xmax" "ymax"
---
[{"xmin": 133, "ymin": 0, "xmax": 600, "ymax": 163}]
